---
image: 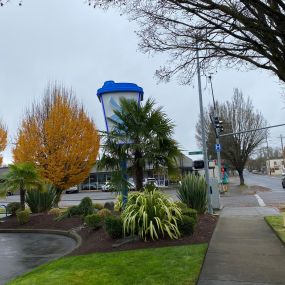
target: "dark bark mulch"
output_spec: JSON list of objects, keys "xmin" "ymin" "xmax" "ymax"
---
[
  {"xmin": 0, "ymin": 213, "xmax": 218, "ymax": 256},
  {"xmin": 0, "ymin": 214, "xmax": 82, "ymax": 231}
]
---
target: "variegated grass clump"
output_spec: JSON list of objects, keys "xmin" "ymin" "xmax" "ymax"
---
[{"xmin": 122, "ymin": 188, "xmax": 182, "ymax": 241}]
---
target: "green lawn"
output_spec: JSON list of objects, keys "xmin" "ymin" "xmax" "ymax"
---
[
  {"xmin": 265, "ymin": 215, "xmax": 285, "ymax": 243},
  {"xmin": 8, "ymin": 244, "xmax": 207, "ymax": 285}
]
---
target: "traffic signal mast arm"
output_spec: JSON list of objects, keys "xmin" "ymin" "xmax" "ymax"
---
[{"xmin": 219, "ymin": 123, "xmax": 285, "ymax": 137}]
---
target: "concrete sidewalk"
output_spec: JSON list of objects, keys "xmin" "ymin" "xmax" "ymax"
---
[{"xmin": 198, "ymin": 207, "xmax": 285, "ymax": 285}]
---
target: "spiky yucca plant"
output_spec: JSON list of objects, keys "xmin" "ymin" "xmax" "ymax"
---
[
  {"xmin": 26, "ymin": 184, "xmax": 57, "ymax": 213},
  {"xmin": 122, "ymin": 187, "xmax": 182, "ymax": 241},
  {"xmin": 177, "ymin": 175, "xmax": 207, "ymax": 214}
]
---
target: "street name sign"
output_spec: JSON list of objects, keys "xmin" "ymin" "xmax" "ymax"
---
[{"xmin": 188, "ymin": 151, "xmax": 203, "ymax": 155}]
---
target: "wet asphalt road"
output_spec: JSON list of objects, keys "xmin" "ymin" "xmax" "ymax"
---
[
  {"xmin": 243, "ymin": 172, "xmax": 283, "ymax": 192},
  {"xmin": 220, "ymin": 172, "xmax": 285, "ymax": 208},
  {"xmin": 0, "ymin": 233, "xmax": 76, "ymax": 284},
  {"xmin": 243, "ymin": 172, "xmax": 285, "ymax": 207}
]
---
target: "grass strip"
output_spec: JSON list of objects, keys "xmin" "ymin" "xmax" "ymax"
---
[
  {"xmin": 8, "ymin": 244, "xmax": 207, "ymax": 285},
  {"xmin": 265, "ymin": 215, "xmax": 285, "ymax": 244}
]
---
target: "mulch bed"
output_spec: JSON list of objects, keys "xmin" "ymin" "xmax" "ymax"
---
[{"xmin": 0, "ymin": 213, "xmax": 218, "ymax": 256}]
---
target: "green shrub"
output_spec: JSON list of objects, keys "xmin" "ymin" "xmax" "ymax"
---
[
  {"xmin": 48, "ymin": 208, "xmax": 62, "ymax": 217},
  {"xmin": 84, "ymin": 214, "xmax": 102, "ymax": 230},
  {"xmin": 16, "ymin": 209, "xmax": 30, "ymax": 225},
  {"xmin": 55, "ymin": 206, "xmax": 80, "ymax": 221},
  {"xmin": 104, "ymin": 201, "xmax": 114, "ymax": 211},
  {"xmin": 26, "ymin": 185, "xmax": 57, "ymax": 213},
  {"xmin": 6, "ymin": 202, "xmax": 21, "ymax": 216},
  {"xmin": 69, "ymin": 206, "xmax": 81, "ymax": 216},
  {"xmin": 58, "ymin": 197, "xmax": 94, "ymax": 221},
  {"xmin": 114, "ymin": 195, "xmax": 123, "ymax": 212},
  {"xmin": 122, "ymin": 189, "xmax": 182, "ymax": 241},
  {"xmin": 105, "ymin": 215, "xmax": 123, "ymax": 239},
  {"xmin": 93, "ymin": 203, "xmax": 104, "ymax": 210},
  {"xmin": 78, "ymin": 197, "xmax": 94, "ymax": 216},
  {"xmin": 174, "ymin": 201, "xmax": 188, "ymax": 210},
  {"xmin": 177, "ymin": 215, "xmax": 196, "ymax": 236},
  {"xmin": 177, "ymin": 175, "xmax": 207, "ymax": 214},
  {"xmin": 143, "ymin": 183, "xmax": 158, "ymax": 192},
  {"xmin": 98, "ymin": 208, "xmax": 112, "ymax": 219},
  {"xmin": 182, "ymin": 208, "xmax": 198, "ymax": 223}
]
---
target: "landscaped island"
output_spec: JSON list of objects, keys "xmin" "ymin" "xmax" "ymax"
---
[{"xmin": 0, "ymin": 184, "xmax": 217, "ymax": 285}]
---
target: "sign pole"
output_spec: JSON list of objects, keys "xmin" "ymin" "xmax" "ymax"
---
[{"xmin": 216, "ymin": 137, "xmax": 222, "ymax": 187}]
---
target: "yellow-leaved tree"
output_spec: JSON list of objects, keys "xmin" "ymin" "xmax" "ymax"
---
[
  {"xmin": 0, "ymin": 121, "xmax": 7, "ymax": 166},
  {"xmin": 13, "ymin": 85, "xmax": 100, "ymax": 203}
]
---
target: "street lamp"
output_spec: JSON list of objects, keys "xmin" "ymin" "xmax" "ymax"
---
[{"xmin": 97, "ymin": 80, "xmax": 144, "ymax": 205}]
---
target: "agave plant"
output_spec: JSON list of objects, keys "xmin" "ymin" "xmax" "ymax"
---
[
  {"xmin": 177, "ymin": 174, "xmax": 207, "ymax": 214},
  {"xmin": 122, "ymin": 187, "xmax": 182, "ymax": 241}
]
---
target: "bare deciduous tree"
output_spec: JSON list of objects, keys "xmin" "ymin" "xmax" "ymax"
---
[
  {"xmin": 196, "ymin": 89, "xmax": 267, "ymax": 185},
  {"xmin": 87, "ymin": 0, "xmax": 285, "ymax": 84}
]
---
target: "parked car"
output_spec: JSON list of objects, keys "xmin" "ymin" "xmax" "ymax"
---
[
  {"xmin": 81, "ymin": 182, "xmax": 98, "ymax": 190},
  {"xmin": 65, "ymin": 186, "xmax": 79, "ymax": 194},
  {"xmin": 102, "ymin": 182, "xmax": 111, "ymax": 192},
  {"xmin": 102, "ymin": 181, "xmax": 136, "ymax": 192},
  {"xmin": 143, "ymin": 178, "xmax": 159, "ymax": 188},
  {"xmin": 282, "ymin": 174, "xmax": 285, "ymax": 189}
]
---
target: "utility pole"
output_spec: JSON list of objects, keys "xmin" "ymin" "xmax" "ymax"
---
[
  {"xmin": 196, "ymin": 43, "xmax": 213, "ymax": 214},
  {"xmin": 208, "ymin": 76, "xmax": 222, "ymax": 187},
  {"xmin": 266, "ymin": 133, "xmax": 271, "ymax": 175},
  {"xmin": 279, "ymin": 135, "xmax": 285, "ymax": 171}
]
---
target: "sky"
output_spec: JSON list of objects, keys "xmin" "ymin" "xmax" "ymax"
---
[{"xmin": 0, "ymin": 0, "xmax": 284, "ymax": 165}]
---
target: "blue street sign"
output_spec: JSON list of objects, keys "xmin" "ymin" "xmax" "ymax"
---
[{"xmin": 215, "ymin": 143, "xmax": 221, "ymax": 152}]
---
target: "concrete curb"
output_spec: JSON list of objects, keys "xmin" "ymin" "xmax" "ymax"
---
[
  {"xmin": 0, "ymin": 228, "xmax": 82, "ymax": 255},
  {"xmin": 264, "ymin": 216, "xmax": 285, "ymax": 247},
  {"xmin": 196, "ymin": 214, "xmax": 220, "ymax": 284}
]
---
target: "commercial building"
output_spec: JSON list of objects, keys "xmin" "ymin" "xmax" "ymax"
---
[{"xmin": 266, "ymin": 158, "xmax": 285, "ymax": 175}]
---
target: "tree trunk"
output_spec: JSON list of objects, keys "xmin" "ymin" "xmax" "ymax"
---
[
  {"xmin": 134, "ymin": 150, "xmax": 144, "ymax": 191},
  {"xmin": 20, "ymin": 188, "xmax": 26, "ymax": 210},
  {"xmin": 238, "ymin": 170, "xmax": 245, "ymax": 185},
  {"xmin": 54, "ymin": 188, "xmax": 62, "ymax": 208}
]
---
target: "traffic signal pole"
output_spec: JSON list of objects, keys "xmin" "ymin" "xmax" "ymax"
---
[
  {"xmin": 196, "ymin": 44, "xmax": 213, "ymax": 214},
  {"xmin": 209, "ymin": 76, "xmax": 223, "ymax": 186},
  {"xmin": 216, "ymin": 136, "xmax": 222, "ymax": 184},
  {"xmin": 210, "ymin": 115, "xmax": 223, "ymax": 186}
]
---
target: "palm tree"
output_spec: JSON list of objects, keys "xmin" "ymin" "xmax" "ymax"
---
[
  {"xmin": 99, "ymin": 98, "xmax": 180, "ymax": 191},
  {"xmin": 0, "ymin": 162, "xmax": 42, "ymax": 210}
]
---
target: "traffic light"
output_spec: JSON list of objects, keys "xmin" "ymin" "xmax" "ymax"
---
[{"xmin": 214, "ymin": 116, "xmax": 224, "ymax": 134}]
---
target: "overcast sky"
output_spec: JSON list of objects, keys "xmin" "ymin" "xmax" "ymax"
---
[{"xmin": 0, "ymin": 0, "xmax": 284, "ymax": 165}]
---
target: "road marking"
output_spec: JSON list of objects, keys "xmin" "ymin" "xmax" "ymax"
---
[{"xmin": 254, "ymin": 194, "xmax": 266, "ymax": 207}]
